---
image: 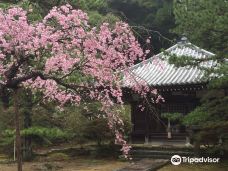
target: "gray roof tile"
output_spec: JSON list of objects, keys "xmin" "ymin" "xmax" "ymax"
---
[{"xmin": 124, "ymin": 39, "xmax": 215, "ymax": 87}]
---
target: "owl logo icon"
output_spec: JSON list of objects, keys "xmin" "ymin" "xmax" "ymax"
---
[{"xmin": 171, "ymin": 155, "xmax": 182, "ymax": 165}]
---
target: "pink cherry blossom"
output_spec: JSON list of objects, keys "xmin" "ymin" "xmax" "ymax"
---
[{"xmin": 0, "ymin": 4, "xmax": 160, "ymax": 158}]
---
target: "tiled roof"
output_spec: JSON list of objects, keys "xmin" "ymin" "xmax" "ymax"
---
[{"xmin": 124, "ymin": 37, "xmax": 215, "ymax": 87}]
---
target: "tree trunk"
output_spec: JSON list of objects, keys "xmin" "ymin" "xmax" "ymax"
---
[
  {"xmin": 193, "ymin": 141, "xmax": 200, "ymax": 155},
  {"xmin": 14, "ymin": 89, "xmax": 22, "ymax": 171},
  {"xmin": 23, "ymin": 91, "xmax": 33, "ymax": 161},
  {"xmin": 23, "ymin": 110, "xmax": 32, "ymax": 161}
]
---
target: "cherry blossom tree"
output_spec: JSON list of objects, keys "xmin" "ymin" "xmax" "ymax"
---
[{"xmin": 0, "ymin": 4, "xmax": 158, "ymax": 171}]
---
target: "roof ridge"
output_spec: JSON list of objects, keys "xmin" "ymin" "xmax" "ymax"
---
[
  {"xmin": 131, "ymin": 41, "xmax": 214, "ymax": 70},
  {"xmin": 124, "ymin": 41, "xmax": 215, "ymax": 87}
]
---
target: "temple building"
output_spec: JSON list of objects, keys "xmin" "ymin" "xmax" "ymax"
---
[{"xmin": 123, "ymin": 37, "xmax": 215, "ymax": 143}]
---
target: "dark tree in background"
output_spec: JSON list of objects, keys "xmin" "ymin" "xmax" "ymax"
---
[
  {"xmin": 170, "ymin": 0, "xmax": 228, "ymax": 155},
  {"xmin": 173, "ymin": 0, "xmax": 228, "ymax": 56},
  {"xmin": 109, "ymin": 0, "xmax": 177, "ymax": 54},
  {"xmin": 0, "ymin": 0, "xmax": 177, "ymax": 54}
]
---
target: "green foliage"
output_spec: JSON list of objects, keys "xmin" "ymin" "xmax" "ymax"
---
[
  {"xmin": 0, "ymin": 129, "xmax": 15, "ymax": 147},
  {"xmin": 109, "ymin": 0, "xmax": 176, "ymax": 53},
  {"xmin": 182, "ymin": 83, "xmax": 228, "ymax": 154},
  {"xmin": 64, "ymin": 104, "xmax": 106, "ymax": 145},
  {"xmin": 173, "ymin": 0, "xmax": 228, "ymax": 55},
  {"xmin": 171, "ymin": 0, "xmax": 228, "ymax": 92},
  {"xmin": 69, "ymin": 0, "xmax": 120, "ymax": 26},
  {"xmin": 182, "ymin": 107, "xmax": 210, "ymax": 126},
  {"xmin": 161, "ymin": 112, "xmax": 183, "ymax": 122},
  {"xmin": 0, "ymin": 106, "xmax": 14, "ymax": 132},
  {"xmin": 0, "ymin": 0, "xmax": 43, "ymax": 22},
  {"xmin": 83, "ymin": 118, "xmax": 112, "ymax": 145},
  {"xmin": 171, "ymin": 1, "xmax": 228, "ymax": 140},
  {"xmin": 88, "ymin": 11, "xmax": 120, "ymax": 27},
  {"xmin": 0, "ymin": 2, "xmax": 11, "ymax": 9},
  {"xmin": 22, "ymin": 127, "xmax": 69, "ymax": 141},
  {"xmin": 0, "ymin": 127, "xmax": 70, "ymax": 146},
  {"xmin": 0, "ymin": 0, "xmax": 118, "ymax": 26},
  {"xmin": 0, "ymin": 0, "xmax": 177, "ymax": 52},
  {"xmin": 70, "ymin": 0, "xmax": 108, "ymax": 11},
  {"xmin": 172, "ymin": 0, "xmax": 228, "ymax": 91},
  {"xmin": 192, "ymin": 121, "xmax": 228, "ymax": 157},
  {"xmin": 118, "ymin": 105, "xmax": 132, "ymax": 137},
  {"xmin": 64, "ymin": 103, "xmax": 132, "ymax": 146},
  {"xmin": 19, "ymin": 0, "xmax": 43, "ymax": 22},
  {"xmin": 183, "ymin": 90, "xmax": 228, "ymax": 126}
]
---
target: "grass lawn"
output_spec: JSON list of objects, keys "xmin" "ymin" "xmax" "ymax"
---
[
  {"xmin": 0, "ymin": 158, "xmax": 129, "ymax": 171},
  {"xmin": 158, "ymin": 161, "xmax": 228, "ymax": 171}
]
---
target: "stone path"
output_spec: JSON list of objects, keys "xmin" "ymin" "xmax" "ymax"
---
[{"xmin": 116, "ymin": 159, "xmax": 169, "ymax": 171}]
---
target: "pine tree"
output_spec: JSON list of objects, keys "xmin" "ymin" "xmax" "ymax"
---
[{"xmin": 172, "ymin": 0, "xmax": 228, "ymax": 155}]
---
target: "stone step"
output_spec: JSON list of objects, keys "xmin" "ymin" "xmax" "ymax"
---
[
  {"xmin": 131, "ymin": 150, "xmax": 193, "ymax": 155},
  {"xmin": 133, "ymin": 133, "xmax": 187, "ymax": 136},
  {"xmin": 149, "ymin": 137, "xmax": 186, "ymax": 141},
  {"xmin": 149, "ymin": 133, "xmax": 187, "ymax": 135},
  {"xmin": 149, "ymin": 138, "xmax": 186, "ymax": 140},
  {"xmin": 129, "ymin": 149, "xmax": 194, "ymax": 159},
  {"xmin": 131, "ymin": 146, "xmax": 192, "ymax": 152},
  {"xmin": 149, "ymin": 135, "xmax": 187, "ymax": 140},
  {"xmin": 132, "ymin": 133, "xmax": 188, "ymax": 141}
]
